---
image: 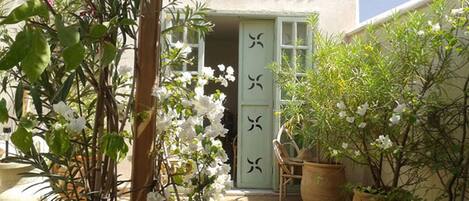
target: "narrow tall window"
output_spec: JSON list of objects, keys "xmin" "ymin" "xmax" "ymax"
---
[{"xmin": 165, "ymin": 18, "xmax": 205, "ymax": 73}]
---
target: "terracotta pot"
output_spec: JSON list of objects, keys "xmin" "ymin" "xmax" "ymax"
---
[
  {"xmin": 301, "ymin": 162, "xmax": 346, "ymax": 201},
  {"xmin": 352, "ymin": 190, "xmax": 384, "ymax": 201},
  {"xmin": 0, "ymin": 162, "xmax": 35, "ymax": 192}
]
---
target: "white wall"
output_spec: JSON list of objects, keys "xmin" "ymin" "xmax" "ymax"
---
[{"xmin": 166, "ymin": 0, "xmax": 357, "ymax": 34}]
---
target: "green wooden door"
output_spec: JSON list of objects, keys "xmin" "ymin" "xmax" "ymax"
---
[{"xmin": 237, "ymin": 20, "xmax": 275, "ymax": 188}]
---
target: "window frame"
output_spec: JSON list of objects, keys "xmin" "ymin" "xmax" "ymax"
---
[{"xmin": 163, "ymin": 17, "xmax": 206, "ymax": 74}]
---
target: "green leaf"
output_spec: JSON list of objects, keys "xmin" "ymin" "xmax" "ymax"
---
[
  {"xmin": 55, "ymin": 15, "xmax": 80, "ymax": 47},
  {"xmin": 101, "ymin": 42, "xmax": 117, "ymax": 66},
  {"xmin": 102, "ymin": 134, "xmax": 128, "ymax": 161},
  {"xmin": 30, "ymin": 86, "xmax": 43, "ymax": 117},
  {"xmin": 63, "ymin": 43, "xmax": 85, "ymax": 71},
  {"xmin": 21, "ymin": 29, "xmax": 51, "ymax": 82},
  {"xmin": 89, "ymin": 24, "xmax": 108, "ymax": 39},
  {"xmin": 14, "ymin": 82, "xmax": 23, "ymax": 119},
  {"xmin": 46, "ymin": 128, "xmax": 71, "ymax": 156},
  {"xmin": 0, "ymin": 30, "xmax": 32, "ymax": 70},
  {"xmin": 52, "ymin": 73, "xmax": 75, "ymax": 103},
  {"xmin": 0, "ymin": 0, "xmax": 49, "ymax": 25},
  {"xmin": 11, "ymin": 126, "xmax": 33, "ymax": 154},
  {"xmin": 119, "ymin": 19, "xmax": 137, "ymax": 26},
  {"xmin": 0, "ymin": 98, "xmax": 8, "ymax": 123}
]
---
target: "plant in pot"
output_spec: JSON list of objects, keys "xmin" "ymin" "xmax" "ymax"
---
[
  {"xmin": 271, "ymin": 15, "xmax": 347, "ymax": 201},
  {"xmin": 304, "ymin": 0, "xmax": 468, "ymax": 201}
]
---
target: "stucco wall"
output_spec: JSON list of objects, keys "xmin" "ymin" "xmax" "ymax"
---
[{"xmin": 167, "ymin": 0, "xmax": 357, "ymax": 34}]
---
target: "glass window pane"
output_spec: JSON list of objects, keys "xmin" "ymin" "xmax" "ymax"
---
[
  {"xmin": 187, "ymin": 47, "xmax": 198, "ymax": 71},
  {"xmin": 187, "ymin": 30, "xmax": 199, "ymax": 44},
  {"xmin": 170, "ymin": 30, "xmax": 183, "ymax": 44},
  {"xmin": 297, "ymin": 22, "xmax": 307, "ymax": 46},
  {"xmin": 282, "ymin": 22, "xmax": 293, "ymax": 45},
  {"xmin": 281, "ymin": 48, "xmax": 293, "ymax": 67},
  {"xmin": 296, "ymin": 49, "xmax": 307, "ymax": 72}
]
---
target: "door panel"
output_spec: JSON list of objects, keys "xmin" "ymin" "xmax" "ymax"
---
[{"xmin": 237, "ymin": 20, "xmax": 274, "ymax": 188}]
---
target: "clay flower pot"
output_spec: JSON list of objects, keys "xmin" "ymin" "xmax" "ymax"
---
[{"xmin": 300, "ymin": 162, "xmax": 346, "ymax": 201}]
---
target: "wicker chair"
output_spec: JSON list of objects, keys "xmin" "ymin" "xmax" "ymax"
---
[{"xmin": 273, "ymin": 125, "xmax": 303, "ymax": 201}]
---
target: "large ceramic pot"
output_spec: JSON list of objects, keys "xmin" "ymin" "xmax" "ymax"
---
[
  {"xmin": 301, "ymin": 162, "xmax": 346, "ymax": 201},
  {"xmin": 0, "ymin": 162, "xmax": 35, "ymax": 192},
  {"xmin": 352, "ymin": 190, "xmax": 384, "ymax": 201}
]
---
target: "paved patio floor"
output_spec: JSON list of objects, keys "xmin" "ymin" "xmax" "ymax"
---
[{"xmin": 223, "ymin": 195, "xmax": 300, "ymax": 201}]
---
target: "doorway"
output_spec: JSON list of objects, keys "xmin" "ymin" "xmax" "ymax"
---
[{"xmin": 204, "ymin": 16, "xmax": 240, "ymax": 184}]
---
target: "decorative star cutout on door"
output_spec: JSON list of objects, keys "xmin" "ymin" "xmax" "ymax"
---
[
  {"xmin": 248, "ymin": 33, "xmax": 264, "ymax": 48},
  {"xmin": 248, "ymin": 115, "xmax": 263, "ymax": 131},
  {"xmin": 248, "ymin": 74, "xmax": 263, "ymax": 90},
  {"xmin": 247, "ymin": 157, "xmax": 263, "ymax": 173}
]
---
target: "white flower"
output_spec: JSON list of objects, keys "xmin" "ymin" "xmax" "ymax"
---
[
  {"xmin": 372, "ymin": 135, "xmax": 393, "ymax": 150},
  {"xmin": 338, "ymin": 111, "xmax": 347, "ymax": 118},
  {"xmin": 217, "ymin": 64, "xmax": 226, "ymax": 71},
  {"xmin": 336, "ymin": 101, "xmax": 346, "ymax": 110},
  {"xmin": 389, "ymin": 114, "xmax": 401, "ymax": 125},
  {"xmin": 330, "ymin": 149, "xmax": 339, "ymax": 157},
  {"xmin": 202, "ymin": 67, "xmax": 215, "ymax": 78},
  {"xmin": 68, "ymin": 117, "xmax": 86, "ymax": 133},
  {"xmin": 194, "ymin": 86, "xmax": 204, "ymax": 96},
  {"xmin": 428, "ymin": 21, "xmax": 440, "ymax": 31},
  {"xmin": 393, "ymin": 102, "xmax": 406, "ymax": 113},
  {"xmin": 220, "ymin": 79, "xmax": 228, "ymax": 87},
  {"xmin": 225, "ymin": 74, "xmax": 236, "ymax": 82},
  {"xmin": 174, "ymin": 41, "xmax": 184, "ymax": 49},
  {"xmin": 118, "ymin": 65, "xmax": 133, "ymax": 74},
  {"xmin": 341, "ymin": 143, "xmax": 349, "ymax": 149},
  {"xmin": 153, "ymin": 86, "xmax": 169, "ymax": 100},
  {"xmin": 358, "ymin": 122, "xmax": 367, "ymax": 128},
  {"xmin": 53, "ymin": 101, "xmax": 74, "ymax": 120},
  {"xmin": 354, "ymin": 150, "xmax": 361, "ymax": 156},
  {"xmin": 226, "ymin": 66, "xmax": 234, "ymax": 75},
  {"xmin": 181, "ymin": 46, "xmax": 192, "ymax": 56},
  {"xmin": 178, "ymin": 72, "xmax": 192, "ymax": 83},
  {"xmin": 346, "ymin": 116, "xmax": 355, "ymax": 123},
  {"xmin": 356, "ymin": 102, "xmax": 369, "ymax": 116},
  {"xmin": 451, "ymin": 8, "xmax": 464, "ymax": 16}
]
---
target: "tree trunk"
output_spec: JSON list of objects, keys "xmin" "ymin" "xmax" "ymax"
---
[{"xmin": 131, "ymin": 0, "xmax": 162, "ymax": 200}]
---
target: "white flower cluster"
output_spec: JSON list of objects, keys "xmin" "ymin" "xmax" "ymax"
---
[
  {"xmin": 389, "ymin": 102, "xmax": 406, "ymax": 125},
  {"xmin": 337, "ymin": 101, "xmax": 368, "ymax": 129},
  {"xmin": 371, "ymin": 135, "xmax": 393, "ymax": 150},
  {"xmin": 174, "ymin": 41, "xmax": 192, "ymax": 57},
  {"xmin": 153, "ymin": 64, "xmax": 235, "ymax": 200},
  {"xmin": 52, "ymin": 101, "xmax": 86, "ymax": 133}
]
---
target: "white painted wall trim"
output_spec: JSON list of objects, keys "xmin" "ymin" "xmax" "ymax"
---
[
  {"xmin": 207, "ymin": 9, "xmax": 317, "ymax": 18},
  {"xmin": 346, "ymin": 0, "xmax": 433, "ymax": 37}
]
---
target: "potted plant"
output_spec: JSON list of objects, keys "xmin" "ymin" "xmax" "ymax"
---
[
  {"xmin": 307, "ymin": 1, "xmax": 467, "ymax": 201},
  {"xmin": 271, "ymin": 15, "xmax": 347, "ymax": 201}
]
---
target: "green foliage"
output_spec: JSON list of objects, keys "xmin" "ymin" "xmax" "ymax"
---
[
  {"xmin": 11, "ymin": 126, "xmax": 33, "ymax": 154},
  {"xmin": 63, "ymin": 43, "xmax": 85, "ymax": 71},
  {"xmin": 102, "ymin": 133, "xmax": 128, "ymax": 162},
  {"xmin": 55, "ymin": 15, "xmax": 80, "ymax": 47},
  {"xmin": 46, "ymin": 128, "xmax": 71, "ymax": 156},
  {"xmin": 21, "ymin": 28, "xmax": 51, "ymax": 82},
  {"xmin": 0, "ymin": 30, "xmax": 32, "ymax": 70},
  {"xmin": 0, "ymin": 0, "xmax": 48, "ymax": 25},
  {"xmin": 0, "ymin": 98, "xmax": 8, "ymax": 123},
  {"xmin": 101, "ymin": 41, "xmax": 117, "ymax": 66}
]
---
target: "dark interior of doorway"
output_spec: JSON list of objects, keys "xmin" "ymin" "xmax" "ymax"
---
[{"xmin": 205, "ymin": 16, "xmax": 240, "ymax": 185}]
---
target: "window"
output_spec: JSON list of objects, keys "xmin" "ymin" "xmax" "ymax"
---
[
  {"xmin": 165, "ymin": 18, "xmax": 205, "ymax": 73},
  {"xmin": 275, "ymin": 17, "xmax": 313, "ymax": 102}
]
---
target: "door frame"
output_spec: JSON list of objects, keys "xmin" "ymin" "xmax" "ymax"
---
[{"xmin": 204, "ymin": 11, "xmax": 316, "ymax": 190}]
